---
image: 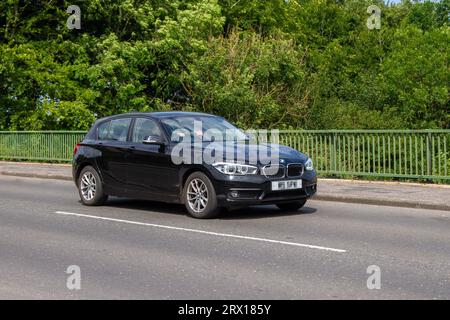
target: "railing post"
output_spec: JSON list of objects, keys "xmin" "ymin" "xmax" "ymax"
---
[
  {"xmin": 426, "ymin": 131, "xmax": 433, "ymax": 179},
  {"xmin": 332, "ymin": 131, "xmax": 337, "ymax": 173}
]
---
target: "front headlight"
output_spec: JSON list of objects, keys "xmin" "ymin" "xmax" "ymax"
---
[
  {"xmin": 212, "ymin": 162, "xmax": 258, "ymax": 175},
  {"xmin": 305, "ymin": 158, "xmax": 314, "ymax": 171}
]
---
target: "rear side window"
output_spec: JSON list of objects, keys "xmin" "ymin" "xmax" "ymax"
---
[
  {"xmin": 97, "ymin": 121, "xmax": 110, "ymax": 140},
  {"xmin": 109, "ymin": 118, "xmax": 131, "ymax": 141},
  {"xmin": 132, "ymin": 118, "xmax": 162, "ymax": 142},
  {"xmin": 97, "ymin": 118, "xmax": 131, "ymax": 142}
]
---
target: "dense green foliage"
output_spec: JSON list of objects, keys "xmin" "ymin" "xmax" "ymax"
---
[{"xmin": 0, "ymin": 0, "xmax": 448, "ymax": 130}]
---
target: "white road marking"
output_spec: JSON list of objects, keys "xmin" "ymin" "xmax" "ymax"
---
[{"xmin": 54, "ymin": 211, "xmax": 347, "ymax": 253}]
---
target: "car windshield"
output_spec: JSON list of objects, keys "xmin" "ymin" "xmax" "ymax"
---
[{"xmin": 161, "ymin": 116, "xmax": 248, "ymax": 142}]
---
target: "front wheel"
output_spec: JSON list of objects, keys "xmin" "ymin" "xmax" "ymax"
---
[
  {"xmin": 276, "ymin": 199, "xmax": 307, "ymax": 211},
  {"xmin": 183, "ymin": 172, "xmax": 221, "ymax": 219},
  {"xmin": 78, "ymin": 166, "xmax": 108, "ymax": 206}
]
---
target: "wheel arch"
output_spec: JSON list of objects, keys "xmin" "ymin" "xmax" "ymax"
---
[
  {"xmin": 179, "ymin": 166, "xmax": 214, "ymax": 204},
  {"xmin": 75, "ymin": 161, "xmax": 101, "ymax": 184}
]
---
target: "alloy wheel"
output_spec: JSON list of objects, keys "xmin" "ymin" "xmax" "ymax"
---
[
  {"xmin": 187, "ymin": 178, "xmax": 209, "ymax": 213},
  {"xmin": 80, "ymin": 171, "xmax": 96, "ymax": 201}
]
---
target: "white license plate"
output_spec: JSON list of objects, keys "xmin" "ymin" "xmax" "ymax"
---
[{"xmin": 271, "ymin": 179, "xmax": 302, "ymax": 191}]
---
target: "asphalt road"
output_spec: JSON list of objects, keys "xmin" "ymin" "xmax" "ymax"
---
[{"xmin": 0, "ymin": 175, "xmax": 449, "ymax": 299}]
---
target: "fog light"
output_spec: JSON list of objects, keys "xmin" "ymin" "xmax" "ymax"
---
[{"xmin": 230, "ymin": 191, "xmax": 239, "ymax": 198}]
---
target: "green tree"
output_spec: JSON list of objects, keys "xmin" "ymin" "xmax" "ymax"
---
[{"xmin": 0, "ymin": 0, "xmax": 448, "ymax": 130}]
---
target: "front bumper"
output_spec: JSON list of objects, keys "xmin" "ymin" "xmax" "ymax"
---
[{"xmin": 208, "ymin": 168, "xmax": 317, "ymax": 207}]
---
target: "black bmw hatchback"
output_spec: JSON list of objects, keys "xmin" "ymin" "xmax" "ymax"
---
[{"xmin": 73, "ymin": 112, "xmax": 317, "ymax": 218}]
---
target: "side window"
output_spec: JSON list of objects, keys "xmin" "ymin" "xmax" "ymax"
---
[
  {"xmin": 97, "ymin": 121, "xmax": 110, "ymax": 140},
  {"xmin": 108, "ymin": 118, "xmax": 132, "ymax": 142},
  {"xmin": 132, "ymin": 118, "xmax": 162, "ymax": 143}
]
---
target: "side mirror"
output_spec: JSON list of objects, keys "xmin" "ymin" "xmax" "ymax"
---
[{"xmin": 142, "ymin": 135, "xmax": 165, "ymax": 145}]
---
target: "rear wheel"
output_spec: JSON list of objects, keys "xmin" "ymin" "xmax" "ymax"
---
[
  {"xmin": 276, "ymin": 199, "xmax": 307, "ymax": 211},
  {"xmin": 78, "ymin": 166, "xmax": 108, "ymax": 206},
  {"xmin": 183, "ymin": 172, "xmax": 221, "ymax": 219}
]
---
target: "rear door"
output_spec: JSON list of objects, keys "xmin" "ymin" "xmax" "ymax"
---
[
  {"xmin": 95, "ymin": 117, "xmax": 132, "ymax": 195},
  {"xmin": 126, "ymin": 117, "xmax": 179, "ymax": 200}
]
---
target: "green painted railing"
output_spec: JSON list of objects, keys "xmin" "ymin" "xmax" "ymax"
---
[
  {"xmin": 275, "ymin": 130, "xmax": 450, "ymax": 181},
  {"xmin": 0, "ymin": 130, "xmax": 449, "ymax": 181},
  {"xmin": 0, "ymin": 131, "xmax": 86, "ymax": 162}
]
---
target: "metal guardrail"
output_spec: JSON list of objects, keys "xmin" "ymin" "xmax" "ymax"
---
[
  {"xmin": 276, "ymin": 130, "xmax": 450, "ymax": 181},
  {"xmin": 0, "ymin": 130, "xmax": 449, "ymax": 181},
  {"xmin": 0, "ymin": 131, "xmax": 86, "ymax": 162}
]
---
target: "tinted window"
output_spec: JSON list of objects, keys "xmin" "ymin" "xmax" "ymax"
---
[
  {"xmin": 108, "ymin": 118, "xmax": 131, "ymax": 142},
  {"xmin": 98, "ymin": 118, "xmax": 131, "ymax": 141},
  {"xmin": 97, "ymin": 121, "xmax": 110, "ymax": 140},
  {"xmin": 132, "ymin": 118, "xmax": 162, "ymax": 143},
  {"xmin": 161, "ymin": 116, "xmax": 247, "ymax": 141}
]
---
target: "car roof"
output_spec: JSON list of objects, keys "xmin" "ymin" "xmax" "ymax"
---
[{"xmin": 96, "ymin": 111, "xmax": 220, "ymax": 123}]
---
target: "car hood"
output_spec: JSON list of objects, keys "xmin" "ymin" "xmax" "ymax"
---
[{"xmin": 200, "ymin": 142, "xmax": 309, "ymax": 165}]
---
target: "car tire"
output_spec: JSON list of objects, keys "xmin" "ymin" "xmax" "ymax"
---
[
  {"xmin": 183, "ymin": 171, "xmax": 221, "ymax": 219},
  {"xmin": 78, "ymin": 166, "xmax": 108, "ymax": 206},
  {"xmin": 276, "ymin": 199, "xmax": 307, "ymax": 211}
]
